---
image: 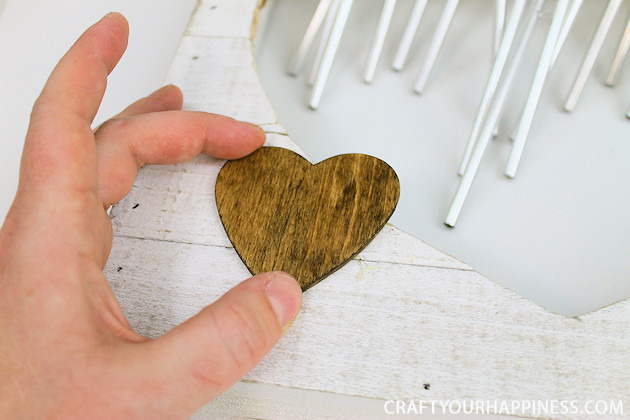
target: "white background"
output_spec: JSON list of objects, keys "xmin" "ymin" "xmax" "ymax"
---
[{"xmin": 0, "ymin": 0, "xmax": 196, "ymax": 223}]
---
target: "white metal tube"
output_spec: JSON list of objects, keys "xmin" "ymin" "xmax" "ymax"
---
[
  {"xmin": 564, "ymin": 0, "xmax": 622, "ymax": 112},
  {"xmin": 606, "ymin": 13, "xmax": 630, "ymax": 86},
  {"xmin": 392, "ymin": 0, "xmax": 428, "ymax": 71},
  {"xmin": 309, "ymin": 0, "xmax": 354, "ymax": 110},
  {"xmin": 445, "ymin": 0, "xmax": 544, "ymax": 227},
  {"xmin": 413, "ymin": 0, "xmax": 460, "ymax": 94},
  {"xmin": 458, "ymin": 0, "xmax": 527, "ymax": 176},
  {"xmin": 494, "ymin": 0, "xmax": 507, "ymax": 58},
  {"xmin": 505, "ymin": 0, "xmax": 569, "ymax": 179},
  {"xmin": 287, "ymin": 0, "xmax": 333, "ymax": 76},
  {"xmin": 493, "ymin": 0, "xmax": 545, "ymax": 141},
  {"xmin": 308, "ymin": 0, "xmax": 341, "ymax": 87},
  {"xmin": 364, "ymin": 0, "xmax": 397, "ymax": 83},
  {"xmin": 551, "ymin": 0, "xmax": 584, "ymax": 67}
]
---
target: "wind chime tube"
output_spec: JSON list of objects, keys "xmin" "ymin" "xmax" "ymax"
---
[
  {"xmin": 287, "ymin": 0, "xmax": 333, "ymax": 76},
  {"xmin": 493, "ymin": 0, "xmax": 506, "ymax": 58},
  {"xmin": 392, "ymin": 0, "xmax": 428, "ymax": 71},
  {"xmin": 458, "ymin": 0, "xmax": 527, "ymax": 176},
  {"xmin": 506, "ymin": 0, "xmax": 581, "ymax": 143},
  {"xmin": 564, "ymin": 0, "xmax": 622, "ymax": 112},
  {"xmin": 413, "ymin": 0, "xmax": 460, "ymax": 94},
  {"xmin": 551, "ymin": 0, "xmax": 584, "ymax": 67},
  {"xmin": 308, "ymin": 0, "xmax": 341, "ymax": 87},
  {"xmin": 446, "ymin": 0, "xmax": 538, "ymax": 227},
  {"xmin": 505, "ymin": 0, "xmax": 569, "ymax": 179},
  {"xmin": 364, "ymin": 0, "xmax": 397, "ymax": 83},
  {"xmin": 309, "ymin": 0, "xmax": 354, "ymax": 110},
  {"xmin": 491, "ymin": 0, "xmax": 505, "ymax": 138},
  {"xmin": 606, "ymin": 12, "xmax": 630, "ymax": 86},
  {"xmin": 491, "ymin": 0, "xmax": 545, "ymax": 140}
]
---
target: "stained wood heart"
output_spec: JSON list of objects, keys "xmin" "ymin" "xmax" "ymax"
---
[{"xmin": 215, "ymin": 147, "xmax": 400, "ymax": 290}]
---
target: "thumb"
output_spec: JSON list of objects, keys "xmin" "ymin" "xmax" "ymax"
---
[{"xmin": 140, "ymin": 271, "xmax": 302, "ymax": 414}]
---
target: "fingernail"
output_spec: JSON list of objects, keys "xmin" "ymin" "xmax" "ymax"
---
[
  {"xmin": 150, "ymin": 84, "xmax": 174, "ymax": 96},
  {"xmin": 265, "ymin": 273, "xmax": 302, "ymax": 330}
]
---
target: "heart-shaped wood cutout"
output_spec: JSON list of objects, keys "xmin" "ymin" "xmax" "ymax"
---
[{"xmin": 215, "ymin": 147, "xmax": 400, "ymax": 290}]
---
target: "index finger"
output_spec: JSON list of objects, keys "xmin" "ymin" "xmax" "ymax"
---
[
  {"xmin": 20, "ymin": 13, "xmax": 129, "ymax": 194},
  {"xmin": 35, "ymin": 12, "xmax": 128, "ymax": 125}
]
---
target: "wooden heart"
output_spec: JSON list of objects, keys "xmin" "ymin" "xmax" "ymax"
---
[{"xmin": 215, "ymin": 147, "xmax": 400, "ymax": 290}]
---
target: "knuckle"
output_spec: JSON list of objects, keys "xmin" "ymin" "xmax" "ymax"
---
[
  {"xmin": 188, "ymin": 358, "xmax": 227, "ymax": 391},
  {"xmin": 188, "ymin": 302, "xmax": 270, "ymax": 390},
  {"xmin": 217, "ymin": 302, "xmax": 269, "ymax": 369},
  {"xmin": 93, "ymin": 116, "xmax": 130, "ymax": 137}
]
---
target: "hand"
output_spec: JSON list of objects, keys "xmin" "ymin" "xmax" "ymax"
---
[{"xmin": 0, "ymin": 13, "xmax": 301, "ymax": 419}]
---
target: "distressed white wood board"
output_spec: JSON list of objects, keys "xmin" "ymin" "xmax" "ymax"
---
[
  {"xmin": 104, "ymin": 0, "xmax": 630, "ymax": 418},
  {"xmin": 192, "ymin": 381, "xmax": 512, "ymax": 420}
]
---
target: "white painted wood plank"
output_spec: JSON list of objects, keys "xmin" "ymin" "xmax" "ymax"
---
[
  {"xmin": 164, "ymin": 36, "xmax": 278, "ymax": 125},
  {"xmin": 186, "ymin": 0, "xmax": 260, "ymax": 39},
  {"xmin": 259, "ymin": 121, "xmax": 288, "ymax": 134},
  {"xmin": 359, "ymin": 224, "xmax": 472, "ymax": 271},
  {"xmin": 195, "ymin": 381, "xmax": 512, "ymax": 419},
  {"xmin": 105, "ymin": 235, "xmax": 629, "ymax": 417}
]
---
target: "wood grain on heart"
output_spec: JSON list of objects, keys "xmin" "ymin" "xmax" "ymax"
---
[{"xmin": 215, "ymin": 147, "xmax": 400, "ymax": 290}]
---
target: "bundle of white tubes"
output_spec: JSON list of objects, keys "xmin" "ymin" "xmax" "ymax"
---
[{"xmin": 287, "ymin": 0, "xmax": 630, "ymax": 226}]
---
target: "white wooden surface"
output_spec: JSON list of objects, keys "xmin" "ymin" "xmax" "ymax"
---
[{"xmin": 105, "ymin": 1, "xmax": 630, "ymax": 418}]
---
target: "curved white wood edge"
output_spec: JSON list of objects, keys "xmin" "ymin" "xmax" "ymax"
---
[{"xmin": 105, "ymin": 1, "xmax": 629, "ymax": 418}]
